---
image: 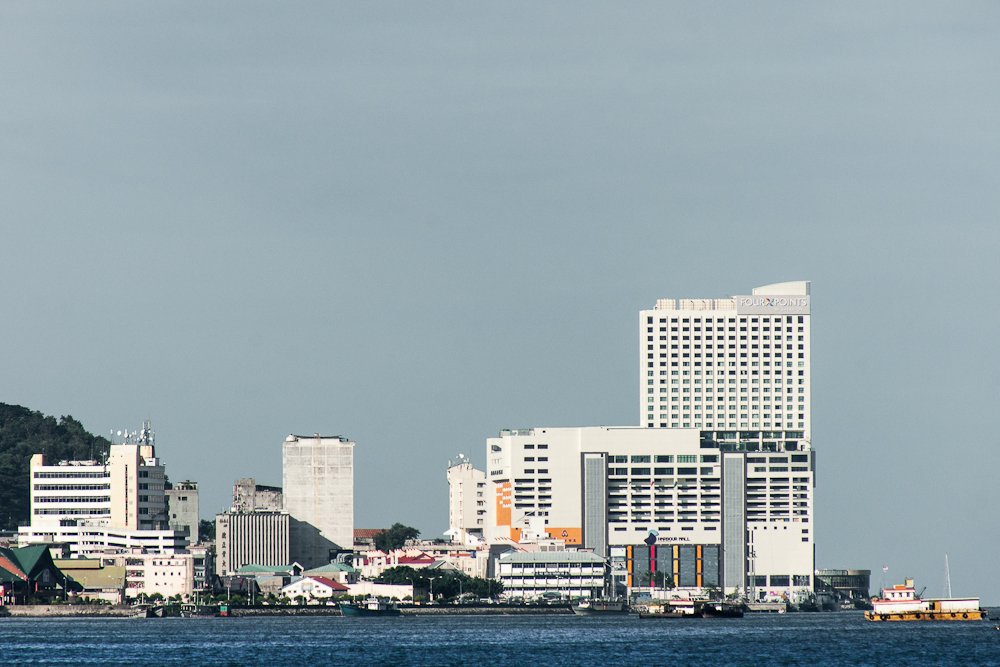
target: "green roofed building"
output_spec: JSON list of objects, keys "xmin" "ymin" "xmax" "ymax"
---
[{"xmin": 0, "ymin": 545, "xmax": 77, "ymax": 604}]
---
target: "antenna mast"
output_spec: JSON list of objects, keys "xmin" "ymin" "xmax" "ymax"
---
[{"xmin": 944, "ymin": 553, "xmax": 952, "ymax": 598}]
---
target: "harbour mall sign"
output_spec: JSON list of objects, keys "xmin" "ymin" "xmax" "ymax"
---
[{"xmin": 735, "ymin": 294, "xmax": 810, "ymax": 316}]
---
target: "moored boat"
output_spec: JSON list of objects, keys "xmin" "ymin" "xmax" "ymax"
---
[
  {"xmin": 340, "ymin": 598, "xmax": 401, "ymax": 617},
  {"xmin": 697, "ymin": 601, "xmax": 745, "ymax": 618},
  {"xmin": 863, "ymin": 578, "xmax": 985, "ymax": 622},
  {"xmin": 637, "ymin": 599, "xmax": 697, "ymax": 619},
  {"xmin": 571, "ymin": 599, "xmax": 629, "ymax": 615}
]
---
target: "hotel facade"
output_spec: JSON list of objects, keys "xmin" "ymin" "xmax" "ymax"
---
[{"xmin": 483, "ymin": 282, "xmax": 814, "ymax": 600}]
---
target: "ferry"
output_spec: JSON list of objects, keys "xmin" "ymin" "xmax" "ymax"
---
[{"xmin": 863, "ymin": 578, "xmax": 985, "ymax": 622}]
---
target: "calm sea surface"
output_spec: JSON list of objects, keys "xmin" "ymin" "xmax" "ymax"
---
[{"xmin": 3, "ymin": 612, "xmax": 1000, "ymax": 666}]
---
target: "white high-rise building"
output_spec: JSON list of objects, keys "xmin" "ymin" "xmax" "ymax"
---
[
  {"xmin": 482, "ymin": 282, "xmax": 815, "ymax": 601},
  {"xmin": 639, "ymin": 281, "xmax": 811, "ymax": 433},
  {"xmin": 640, "ymin": 281, "xmax": 813, "ymax": 598},
  {"xmin": 282, "ymin": 434, "xmax": 354, "ymax": 568},
  {"xmin": 446, "ymin": 455, "xmax": 487, "ymax": 545},
  {"xmin": 18, "ymin": 422, "xmax": 186, "ymax": 557}
]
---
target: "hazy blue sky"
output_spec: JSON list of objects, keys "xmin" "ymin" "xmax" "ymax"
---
[{"xmin": 3, "ymin": 3, "xmax": 999, "ymax": 600}]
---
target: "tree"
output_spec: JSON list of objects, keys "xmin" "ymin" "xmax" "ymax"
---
[
  {"xmin": 0, "ymin": 404, "xmax": 111, "ymax": 529},
  {"xmin": 374, "ymin": 523, "xmax": 420, "ymax": 552},
  {"xmin": 377, "ymin": 566, "xmax": 501, "ymax": 602},
  {"xmin": 643, "ymin": 571, "xmax": 673, "ymax": 589},
  {"xmin": 199, "ymin": 519, "xmax": 216, "ymax": 541}
]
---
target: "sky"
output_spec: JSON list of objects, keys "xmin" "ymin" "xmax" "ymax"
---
[{"xmin": 2, "ymin": 2, "xmax": 999, "ymax": 600}]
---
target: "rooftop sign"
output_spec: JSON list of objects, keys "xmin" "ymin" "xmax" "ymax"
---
[{"xmin": 735, "ymin": 295, "xmax": 810, "ymax": 315}]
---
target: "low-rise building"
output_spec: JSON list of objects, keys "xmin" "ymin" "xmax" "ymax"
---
[
  {"xmin": 54, "ymin": 558, "xmax": 126, "ymax": 604},
  {"xmin": 302, "ymin": 562, "xmax": 359, "ymax": 585},
  {"xmin": 100, "ymin": 549, "xmax": 195, "ymax": 600},
  {"xmin": 234, "ymin": 563, "xmax": 302, "ymax": 595},
  {"xmin": 17, "ymin": 525, "xmax": 186, "ymax": 559},
  {"xmin": 281, "ymin": 575, "xmax": 349, "ymax": 603},
  {"xmin": 815, "ymin": 569, "xmax": 871, "ymax": 604},
  {"xmin": 188, "ymin": 543, "xmax": 215, "ymax": 591},
  {"xmin": 345, "ymin": 581, "xmax": 413, "ymax": 600},
  {"xmin": 498, "ymin": 550, "xmax": 607, "ymax": 601},
  {"xmin": 0, "ymin": 545, "xmax": 74, "ymax": 604}
]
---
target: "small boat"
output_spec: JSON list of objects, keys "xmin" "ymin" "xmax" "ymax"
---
[
  {"xmin": 127, "ymin": 604, "xmax": 152, "ymax": 619},
  {"xmin": 637, "ymin": 600, "xmax": 697, "ymax": 619},
  {"xmin": 697, "ymin": 601, "xmax": 745, "ymax": 618},
  {"xmin": 340, "ymin": 598, "xmax": 401, "ymax": 617},
  {"xmin": 863, "ymin": 578, "xmax": 984, "ymax": 622},
  {"xmin": 571, "ymin": 599, "xmax": 629, "ymax": 615}
]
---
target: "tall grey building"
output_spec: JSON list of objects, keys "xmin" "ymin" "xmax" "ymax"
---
[
  {"xmin": 165, "ymin": 480, "xmax": 200, "ymax": 544},
  {"xmin": 282, "ymin": 434, "xmax": 355, "ymax": 568}
]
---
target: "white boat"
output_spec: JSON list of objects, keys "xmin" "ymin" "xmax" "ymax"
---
[{"xmin": 864, "ymin": 578, "xmax": 984, "ymax": 622}]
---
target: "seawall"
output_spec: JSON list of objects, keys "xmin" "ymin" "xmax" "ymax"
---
[{"xmin": 1, "ymin": 605, "xmax": 136, "ymax": 618}]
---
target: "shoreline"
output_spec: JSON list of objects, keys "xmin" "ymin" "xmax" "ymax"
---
[{"xmin": 0, "ymin": 604, "xmax": 574, "ymax": 618}]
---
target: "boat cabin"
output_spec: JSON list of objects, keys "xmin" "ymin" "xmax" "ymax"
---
[{"xmin": 879, "ymin": 578, "xmax": 917, "ymax": 602}]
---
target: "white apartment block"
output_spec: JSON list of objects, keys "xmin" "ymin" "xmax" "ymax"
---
[
  {"xmin": 26, "ymin": 444, "xmax": 167, "ymax": 532},
  {"xmin": 283, "ymin": 434, "xmax": 354, "ymax": 568},
  {"xmin": 446, "ymin": 455, "xmax": 487, "ymax": 545}
]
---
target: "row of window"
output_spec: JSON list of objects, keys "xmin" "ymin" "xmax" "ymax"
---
[
  {"xmin": 648, "ymin": 361, "xmax": 807, "ymax": 369},
  {"xmin": 608, "ymin": 454, "xmax": 705, "ymax": 464},
  {"xmin": 651, "ymin": 422, "xmax": 806, "ymax": 429},
  {"xmin": 33, "ymin": 471, "xmax": 108, "ymax": 479},
  {"xmin": 645, "ymin": 315, "xmax": 807, "ymax": 324},
  {"xmin": 34, "ymin": 495, "xmax": 110, "ymax": 504}
]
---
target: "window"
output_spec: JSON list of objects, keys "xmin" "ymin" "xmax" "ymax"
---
[{"xmin": 631, "ymin": 455, "xmax": 651, "ymax": 463}]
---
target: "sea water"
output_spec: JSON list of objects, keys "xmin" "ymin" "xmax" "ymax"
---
[{"xmin": 2, "ymin": 612, "xmax": 999, "ymax": 666}]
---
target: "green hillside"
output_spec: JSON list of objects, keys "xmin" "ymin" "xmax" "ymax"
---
[{"xmin": 0, "ymin": 404, "xmax": 111, "ymax": 530}]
